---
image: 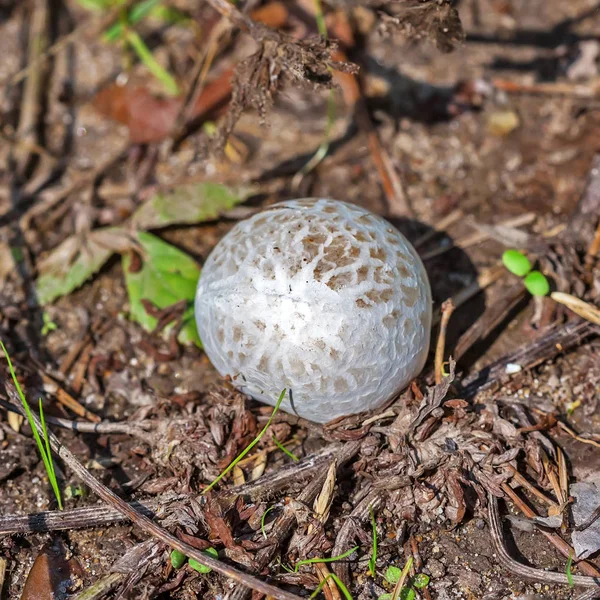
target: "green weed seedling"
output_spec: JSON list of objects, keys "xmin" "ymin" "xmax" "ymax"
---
[
  {"xmin": 378, "ymin": 557, "xmax": 430, "ymax": 600},
  {"xmin": 170, "ymin": 547, "xmax": 218, "ymax": 573},
  {"xmin": 502, "ymin": 249, "xmax": 550, "ymax": 296},
  {"xmin": 1, "ymin": 341, "xmax": 63, "ymax": 509}
]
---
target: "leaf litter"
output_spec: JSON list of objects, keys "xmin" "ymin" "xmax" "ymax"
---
[{"xmin": 3, "ymin": 0, "xmax": 600, "ymax": 597}]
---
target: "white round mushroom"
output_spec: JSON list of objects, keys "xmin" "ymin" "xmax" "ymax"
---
[{"xmin": 195, "ymin": 198, "xmax": 432, "ymax": 423}]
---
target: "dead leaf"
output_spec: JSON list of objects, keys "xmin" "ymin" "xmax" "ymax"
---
[
  {"xmin": 309, "ymin": 460, "xmax": 337, "ymax": 534},
  {"xmin": 20, "ymin": 540, "xmax": 84, "ymax": 600},
  {"xmin": 233, "ymin": 465, "xmax": 246, "ymax": 486},
  {"xmin": 251, "ymin": 451, "xmax": 267, "ymax": 481}
]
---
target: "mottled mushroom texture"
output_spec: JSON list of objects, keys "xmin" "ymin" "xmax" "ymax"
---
[{"xmin": 195, "ymin": 198, "xmax": 432, "ymax": 423}]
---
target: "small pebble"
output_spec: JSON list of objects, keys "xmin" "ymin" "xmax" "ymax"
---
[{"xmin": 427, "ymin": 558, "xmax": 446, "ymax": 578}]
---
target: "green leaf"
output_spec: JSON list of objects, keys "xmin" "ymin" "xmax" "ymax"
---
[
  {"xmin": 75, "ymin": 0, "xmax": 113, "ymax": 10},
  {"xmin": 524, "ymin": 271, "xmax": 550, "ymax": 296},
  {"xmin": 400, "ymin": 588, "xmax": 415, "ymax": 600},
  {"xmin": 385, "ymin": 566, "xmax": 402, "ymax": 584},
  {"xmin": 37, "ymin": 228, "xmax": 133, "ymax": 305},
  {"xmin": 170, "ymin": 550, "xmax": 187, "ymax": 569},
  {"xmin": 122, "ymin": 232, "xmax": 201, "ymax": 346},
  {"xmin": 412, "ymin": 573, "xmax": 430, "ymax": 588},
  {"xmin": 189, "ymin": 547, "xmax": 218, "ymax": 574},
  {"xmin": 502, "ymin": 249, "xmax": 531, "ymax": 277},
  {"xmin": 130, "ymin": 182, "xmax": 254, "ymax": 230},
  {"xmin": 377, "ymin": 595, "xmax": 392, "ymax": 600}
]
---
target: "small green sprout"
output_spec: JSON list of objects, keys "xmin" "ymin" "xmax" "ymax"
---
[
  {"xmin": 524, "ymin": 271, "xmax": 550, "ymax": 297},
  {"xmin": 41, "ymin": 312, "xmax": 57, "ymax": 336},
  {"xmin": 379, "ymin": 557, "xmax": 430, "ymax": 600},
  {"xmin": 1, "ymin": 340, "xmax": 62, "ymax": 509},
  {"xmin": 189, "ymin": 547, "xmax": 218, "ymax": 574},
  {"xmin": 501, "ymin": 249, "xmax": 549, "ymax": 296},
  {"xmin": 502, "ymin": 249, "xmax": 532, "ymax": 277},
  {"xmin": 384, "ymin": 566, "xmax": 402, "ymax": 584},
  {"xmin": 369, "ymin": 506, "xmax": 377, "ymax": 577},
  {"xmin": 566, "ymin": 552, "xmax": 574, "ymax": 588},
  {"xmin": 170, "ymin": 549, "xmax": 187, "ymax": 569},
  {"xmin": 291, "ymin": 547, "xmax": 358, "ymax": 600}
]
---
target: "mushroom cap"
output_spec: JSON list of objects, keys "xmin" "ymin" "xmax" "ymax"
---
[{"xmin": 195, "ymin": 198, "xmax": 432, "ymax": 423}]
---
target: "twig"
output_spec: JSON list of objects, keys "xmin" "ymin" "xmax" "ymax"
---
[
  {"xmin": 487, "ymin": 494, "xmax": 600, "ymax": 588},
  {"xmin": 551, "ymin": 292, "xmax": 600, "ymax": 326},
  {"xmin": 434, "ymin": 300, "xmax": 455, "ymax": 384},
  {"xmin": 0, "ymin": 444, "xmax": 341, "ymax": 534},
  {"xmin": 492, "ymin": 78, "xmax": 600, "ymax": 99},
  {"xmin": 421, "ymin": 213, "xmax": 536, "ymax": 261},
  {"xmin": 460, "ymin": 318, "xmax": 600, "ymax": 397},
  {"xmin": 4, "ymin": 386, "xmax": 304, "ymax": 600},
  {"xmin": 508, "ymin": 467, "xmax": 559, "ymax": 511}
]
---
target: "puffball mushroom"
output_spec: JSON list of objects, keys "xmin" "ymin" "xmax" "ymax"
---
[{"xmin": 195, "ymin": 198, "xmax": 432, "ymax": 423}]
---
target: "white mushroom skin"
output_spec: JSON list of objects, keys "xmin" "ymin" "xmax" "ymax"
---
[{"xmin": 195, "ymin": 198, "xmax": 432, "ymax": 423}]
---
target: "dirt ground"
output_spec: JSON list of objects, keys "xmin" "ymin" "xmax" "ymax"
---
[{"xmin": 0, "ymin": 0, "xmax": 600, "ymax": 598}]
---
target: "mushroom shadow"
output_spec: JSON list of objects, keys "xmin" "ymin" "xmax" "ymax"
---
[{"xmin": 388, "ymin": 216, "xmax": 485, "ymax": 365}]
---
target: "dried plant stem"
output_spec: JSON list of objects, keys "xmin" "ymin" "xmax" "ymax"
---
[{"xmin": 435, "ymin": 299, "xmax": 455, "ymax": 384}]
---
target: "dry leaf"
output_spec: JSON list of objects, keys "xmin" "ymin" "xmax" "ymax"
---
[
  {"xmin": 309, "ymin": 460, "xmax": 337, "ymax": 534},
  {"xmin": 20, "ymin": 540, "xmax": 84, "ymax": 600},
  {"xmin": 8, "ymin": 411, "xmax": 23, "ymax": 433},
  {"xmin": 251, "ymin": 451, "xmax": 267, "ymax": 481},
  {"xmin": 233, "ymin": 465, "xmax": 245, "ymax": 486}
]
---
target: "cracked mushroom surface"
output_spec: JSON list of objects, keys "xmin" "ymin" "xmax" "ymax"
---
[{"xmin": 195, "ymin": 198, "xmax": 432, "ymax": 423}]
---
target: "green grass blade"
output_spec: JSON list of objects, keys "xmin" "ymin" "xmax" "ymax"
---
[
  {"xmin": 39, "ymin": 398, "xmax": 63, "ymax": 509},
  {"xmin": 261, "ymin": 505, "xmax": 276, "ymax": 539},
  {"xmin": 125, "ymin": 30, "xmax": 179, "ymax": 96},
  {"xmin": 1, "ymin": 340, "xmax": 62, "ymax": 509},
  {"xmin": 272, "ymin": 436, "xmax": 299, "ymax": 462},
  {"xmin": 295, "ymin": 546, "xmax": 359, "ymax": 572},
  {"xmin": 202, "ymin": 389, "xmax": 287, "ymax": 494},
  {"xmin": 309, "ymin": 573, "xmax": 354, "ymax": 600},
  {"xmin": 368, "ymin": 506, "xmax": 377, "ymax": 577}
]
